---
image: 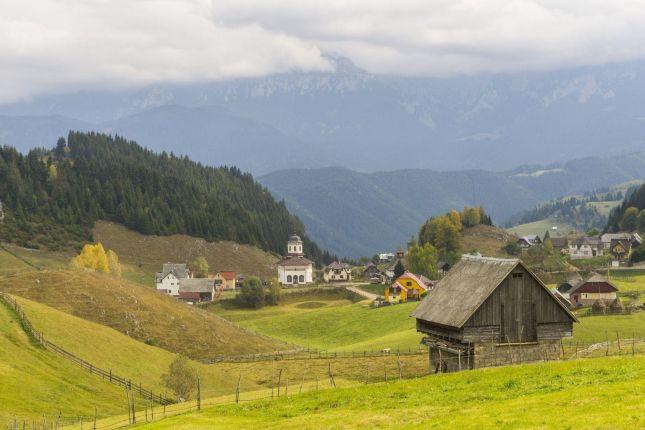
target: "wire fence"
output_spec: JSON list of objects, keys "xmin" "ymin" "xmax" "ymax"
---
[
  {"xmin": 0, "ymin": 292, "xmax": 174, "ymax": 408},
  {"xmin": 2, "ymin": 287, "xmax": 643, "ymax": 430},
  {"xmin": 3, "ymin": 336, "xmax": 636, "ymax": 430}
]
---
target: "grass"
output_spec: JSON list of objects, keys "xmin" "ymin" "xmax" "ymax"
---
[
  {"xmin": 92, "ymin": 221, "xmax": 279, "ymax": 282},
  {"xmin": 212, "ymin": 296, "xmax": 423, "ymax": 352},
  {"xmin": 507, "ymin": 218, "xmax": 575, "ymax": 237},
  {"xmin": 0, "ymin": 269, "xmax": 284, "ymax": 359},
  {"xmin": 460, "ymin": 225, "xmax": 515, "ymax": 258},
  {"xmin": 0, "ymin": 298, "xmax": 148, "ymax": 424},
  {"xmin": 572, "ymin": 312, "xmax": 645, "ymax": 343},
  {"xmin": 13, "ymin": 295, "xmax": 429, "ymax": 400},
  {"xmin": 134, "ymin": 355, "xmax": 645, "ymax": 429}
]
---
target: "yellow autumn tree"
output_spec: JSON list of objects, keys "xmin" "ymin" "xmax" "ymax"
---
[{"xmin": 72, "ymin": 243, "xmax": 121, "ymax": 277}]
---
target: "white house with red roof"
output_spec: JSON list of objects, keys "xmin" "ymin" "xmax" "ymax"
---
[{"xmin": 277, "ymin": 235, "xmax": 314, "ymax": 286}]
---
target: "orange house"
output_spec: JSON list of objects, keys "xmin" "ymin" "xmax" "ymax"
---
[
  {"xmin": 385, "ymin": 272, "xmax": 433, "ymax": 303},
  {"xmin": 213, "ymin": 271, "xmax": 237, "ymax": 290}
]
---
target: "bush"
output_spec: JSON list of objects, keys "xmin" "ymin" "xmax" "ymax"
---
[
  {"xmin": 162, "ymin": 355, "xmax": 198, "ymax": 401},
  {"xmin": 235, "ymin": 276, "xmax": 265, "ymax": 308}
]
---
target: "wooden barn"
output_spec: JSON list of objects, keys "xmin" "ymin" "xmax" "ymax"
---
[{"xmin": 411, "ymin": 255, "xmax": 577, "ymax": 372}]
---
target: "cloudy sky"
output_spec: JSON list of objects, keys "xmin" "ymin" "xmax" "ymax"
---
[{"xmin": 2, "ymin": 0, "xmax": 645, "ymax": 103}]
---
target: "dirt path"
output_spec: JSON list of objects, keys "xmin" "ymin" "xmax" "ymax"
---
[{"xmin": 345, "ymin": 285, "xmax": 379, "ymax": 301}]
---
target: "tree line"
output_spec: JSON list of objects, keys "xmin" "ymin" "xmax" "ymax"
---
[{"xmin": 0, "ymin": 132, "xmax": 333, "ymax": 265}]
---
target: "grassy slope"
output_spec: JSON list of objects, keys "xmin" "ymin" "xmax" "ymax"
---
[
  {"xmin": 507, "ymin": 218, "xmax": 575, "ymax": 237},
  {"xmin": 14, "ymin": 296, "xmax": 429, "ymax": 400},
  {"xmin": 0, "ymin": 270, "xmax": 284, "ymax": 359},
  {"xmin": 93, "ymin": 221, "xmax": 278, "ymax": 282},
  {"xmin": 214, "ymin": 299, "xmax": 423, "ymax": 352},
  {"xmin": 459, "ymin": 225, "xmax": 515, "ymax": 258},
  {"xmin": 572, "ymin": 313, "xmax": 645, "ymax": 343},
  {"xmin": 0, "ymin": 300, "xmax": 148, "ymax": 423},
  {"xmin": 136, "ymin": 356, "xmax": 645, "ymax": 430}
]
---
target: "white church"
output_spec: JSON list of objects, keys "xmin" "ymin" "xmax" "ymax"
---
[{"xmin": 277, "ymin": 234, "xmax": 314, "ymax": 286}]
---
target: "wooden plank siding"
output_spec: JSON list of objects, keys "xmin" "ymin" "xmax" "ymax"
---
[{"xmin": 464, "ymin": 266, "xmax": 572, "ymax": 343}]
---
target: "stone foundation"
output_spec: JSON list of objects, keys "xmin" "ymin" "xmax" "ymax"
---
[
  {"xmin": 472, "ymin": 339, "xmax": 560, "ymax": 369},
  {"xmin": 429, "ymin": 339, "xmax": 561, "ymax": 372}
]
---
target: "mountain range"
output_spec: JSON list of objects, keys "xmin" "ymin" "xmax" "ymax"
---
[
  {"xmin": 3, "ymin": 55, "xmax": 645, "ymax": 175},
  {"xmin": 259, "ymin": 152, "xmax": 645, "ymax": 257}
]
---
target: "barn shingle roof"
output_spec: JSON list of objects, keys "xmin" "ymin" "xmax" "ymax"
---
[
  {"xmin": 411, "ymin": 255, "xmax": 519, "ymax": 328},
  {"xmin": 411, "ymin": 255, "xmax": 577, "ymax": 328}
]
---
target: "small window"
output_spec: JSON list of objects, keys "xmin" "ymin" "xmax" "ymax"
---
[
  {"xmin": 406, "ymin": 281, "xmax": 412, "ymax": 286},
  {"xmin": 512, "ymin": 273, "xmax": 523, "ymax": 278}
]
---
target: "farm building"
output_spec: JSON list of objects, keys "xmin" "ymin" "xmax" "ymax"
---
[
  {"xmin": 517, "ymin": 235, "xmax": 542, "ymax": 248},
  {"xmin": 323, "ymin": 261, "xmax": 352, "ymax": 282},
  {"xmin": 565, "ymin": 274, "xmax": 618, "ymax": 307},
  {"xmin": 412, "ymin": 255, "xmax": 577, "ymax": 372},
  {"xmin": 177, "ymin": 278, "xmax": 217, "ymax": 302},
  {"xmin": 385, "ymin": 272, "xmax": 433, "ymax": 303}
]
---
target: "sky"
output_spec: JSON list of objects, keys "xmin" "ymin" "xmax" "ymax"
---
[{"xmin": 2, "ymin": 0, "xmax": 645, "ymax": 103}]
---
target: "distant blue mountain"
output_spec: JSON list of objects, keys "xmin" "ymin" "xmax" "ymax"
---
[
  {"xmin": 2, "ymin": 56, "xmax": 645, "ymax": 174},
  {"xmin": 259, "ymin": 153, "xmax": 645, "ymax": 257}
]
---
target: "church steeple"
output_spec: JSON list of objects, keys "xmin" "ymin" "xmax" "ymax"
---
[{"xmin": 287, "ymin": 234, "xmax": 304, "ymax": 256}]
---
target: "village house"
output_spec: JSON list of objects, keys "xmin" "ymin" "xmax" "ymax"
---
[
  {"xmin": 517, "ymin": 235, "xmax": 542, "ymax": 248},
  {"xmin": 155, "ymin": 263, "xmax": 191, "ymax": 296},
  {"xmin": 385, "ymin": 271, "xmax": 433, "ymax": 303},
  {"xmin": 155, "ymin": 263, "xmax": 218, "ymax": 302},
  {"xmin": 363, "ymin": 262, "xmax": 382, "ymax": 281},
  {"xmin": 562, "ymin": 273, "xmax": 619, "ymax": 307},
  {"xmin": 610, "ymin": 239, "xmax": 632, "ymax": 262},
  {"xmin": 600, "ymin": 232, "xmax": 642, "ymax": 250},
  {"xmin": 213, "ymin": 271, "xmax": 237, "ymax": 290},
  {"xmin": 412, "ymin": 255, "xmax": 577, "ymax": 372},
  {"xmin": 549, "ymin": 237, "xmax": 568, "ymax": 252},
  {"xmin": 323, "ymin": 261, "xmax": 352, "ymax": 282},
  {"xmin": 568, "ymin": 236, "xmax": 604, "ymax": 259},
  {"xmin": 277, "ymin": 235, "xmax": 314, "ymax": 286}
]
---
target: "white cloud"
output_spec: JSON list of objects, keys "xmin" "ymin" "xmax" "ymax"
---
[{"xmin": 3, "ymin": 0, "xmax": 645, "ymax": 102}]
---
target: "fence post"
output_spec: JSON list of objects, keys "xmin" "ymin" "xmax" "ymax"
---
[
  {"xmin": 93, "ymin": 406, "xmax": 97, "ymax": 430},
  {"xmin": 197, "ymin": 377, "xmax": 201, "ymax": 411},
  {"xmin": 277, "ymin": 369, "xmax": 282, "ymax": 397},
  {"xmin": 632, "ymin": 333, "xmax": 635, "ymax": 356},
  {"xmin": 236, "ymin": 374, "xmax": 241, "ymax": 403},
  {"xmin": 458, "ymin": 350, "xmax": 461, "ymax": 371},
  {"xmin": 299, "ymin": 365, "xmax": 307, "ymax": 394},
  {"xmin": 616, "ymin": 332, "xmax": 621, "ymax": 354}
]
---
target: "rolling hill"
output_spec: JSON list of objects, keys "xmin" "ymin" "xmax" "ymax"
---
[
  {"xmin": 93, "ymin": 221, "xmax": 278, "ymax": 282},
  {"xmin": 259, "ymin": 153, "xmax": 645, "ymax": 256},
  {"xmin": 0, "ymin": 298, "xmax": 148, "ymax": 424},
  {"xmin": 0, "ymin": 270, "xmax": 285, "ymax": 360}
]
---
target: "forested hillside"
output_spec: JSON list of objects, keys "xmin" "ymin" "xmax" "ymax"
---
[
  {"xmin": 261, "ymin": 154, "xmax": 645, "ymax": 257},
  {"xmin": 606, "ymin": 183, "xmax": 645, "ymax": 233},
  {"xmin": 0, "ymin": 132, "xmax": 329, "ymax": 262}
]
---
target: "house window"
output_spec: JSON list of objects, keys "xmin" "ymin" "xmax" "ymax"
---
[
  {"xmin": 512, "ymin": 273, "xmax": 523, "ymax": 278},
  {"xmin": 287, "ymin": 275, "xmax": 292, "ymax": 283},
  {"xmin": 299, "ymin": 275, "xmax": 305, "ymax": 283},
  {"xmin": 406, "ymin": 281, "xmax": 412, "ymax": 286}
]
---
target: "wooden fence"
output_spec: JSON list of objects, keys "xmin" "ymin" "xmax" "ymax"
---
[{"xmin": 0, "ymin": 292, "xmax": 174, "ymax": 406}]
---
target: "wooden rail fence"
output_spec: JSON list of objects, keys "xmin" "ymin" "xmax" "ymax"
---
[{"xmin": 0, "ymin": 292, "xmax": 174, "ymax": 406}]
